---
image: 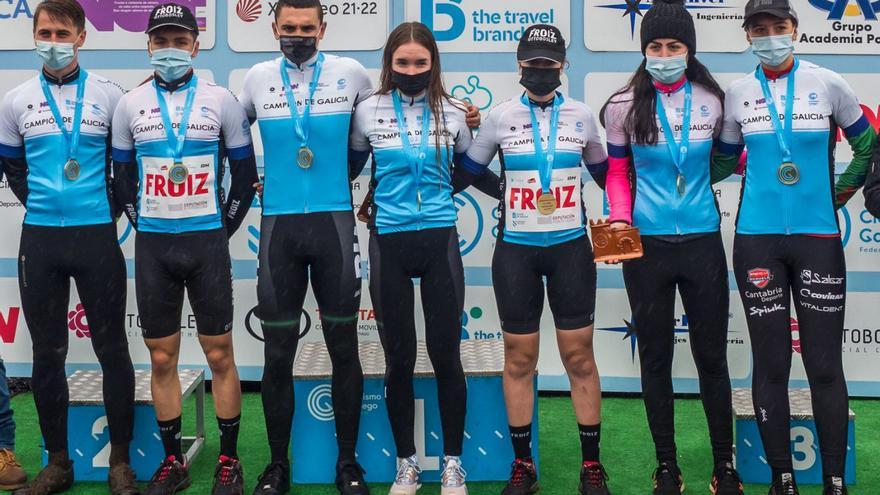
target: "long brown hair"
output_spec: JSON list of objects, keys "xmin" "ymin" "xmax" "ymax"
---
[{"xmin": 378, "ymin": 22, "xmax": 464, "ymax": 167}]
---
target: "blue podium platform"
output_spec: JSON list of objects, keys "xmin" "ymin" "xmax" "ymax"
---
[
  {"xmin": 733, "ymin": 388, "xmax": 856, "ymax": 485},
  {"xmin": 291, "ymin": 339, "xmax": 536, "ymax": 484},
  {"xmin": 44, "ymin": 369, "xmax": 206, "ymax": 481}
]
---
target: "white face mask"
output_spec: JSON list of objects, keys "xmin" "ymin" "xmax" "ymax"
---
[
  {"xmin": 751, "ymin": 34, "xmax": 795, "ymax": 67},
  {"xmin": 645, "ymin": 55, "xmax": 688, "ymax": 84},
  {"xmin": 35, "ymin": 41, "xmax": 76, "ymax": 71}
]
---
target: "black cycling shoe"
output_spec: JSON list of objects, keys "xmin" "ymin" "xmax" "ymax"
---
[
  {"xmin": 251, "ymin": 462, "xmax": 289, "ymax": 495},
  {"xmin": 501, "ymin": 458, "xmax": 539, "ymax": 495},
  {"xmin": 652, "ymin": 463, "xmax": 684, "ymax": 495},
  {"xmin": 768, "ymin": 472, "xmax": 799, "ymax": 495},
  {"xmin": 710, "ymin": 463, "xmax": 743, "ymax": 495},
  {"xmin": 579, "ymin": 462, "xmax": 611, "ymax": 495},
  {"xmin": 822, "ymin": 477, "xmax": 847, "ymax": 495},
  {"xmin": 335, "ymin": 461, "xmax": 369, "ymax": 495},
  {"xmin": 144, "ymin": 456, "xmax": 191, "ymax": 495},
  {"xmin": 212, "ymin": 456, "xmax": 244, "ymax": 495}
]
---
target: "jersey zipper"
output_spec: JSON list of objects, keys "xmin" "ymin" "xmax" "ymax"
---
[
  {"xmin": 774, "ymin": 78, "xmax": 792, "ymax": 234},
  {"xmin": 664, "ymin": 92, "xmax": 682, "ymax": 235}
]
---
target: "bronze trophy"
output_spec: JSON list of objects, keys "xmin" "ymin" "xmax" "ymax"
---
[
  {"xmin": 589, "ymin": 219, "xmax": 644, "ymax": 262},
  {"xmin": 357, "ymin": 190, "xmax": 374, "ymax": 223}
]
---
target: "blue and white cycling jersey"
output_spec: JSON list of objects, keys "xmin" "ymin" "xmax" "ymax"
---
[
  {"xmin": 349, "ymin": 92, "xmax": 472, "ymax": 234},
  {"xmin": 720, "ymin": 59, "xmax": 871, "ymax": 235},
  {"xmin": 463, "ymin": 93, "xmax": 607, "ymax": 247},
  {"xmin": 111, "ymin": 76, "xmax": 253, "ymax": 234},
  {"xmin": 238, "ymin": 53, "xmax": 373, "ymax": 216},
  {"xmin": 0, "ymin": 69, "xmax": 123, "ymax": 227}
]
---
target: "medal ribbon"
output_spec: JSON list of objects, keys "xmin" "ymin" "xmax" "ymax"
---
[
  {"xmin": 527, "ymin": 94, "xmax": 561, "ymax": 195},
  {"xmin": 756, "ymin": 58, "xmax": 798, "ymax": 165},
  {"xmin": 280, "ymin": 53, "xmax": 325, "ymax": 147},
  {"xmin": 391, "ymin": 90, "xmax": 432, "ymax": 190},
  {"xmin": 655, "ymin": 80, "xmax": 692, "ymax": 179},
  {"xmin": 155, "ymin": 76, "xmax": 198, "ymax": 163},
  {"xmin": 40, "ymin": 69, "xmax": 88, "ymax": 162}
]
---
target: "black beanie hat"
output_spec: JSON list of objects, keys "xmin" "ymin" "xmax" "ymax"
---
[{"xmin": 640, "ymin": 0, "xmax": 697, "ymax": 55}]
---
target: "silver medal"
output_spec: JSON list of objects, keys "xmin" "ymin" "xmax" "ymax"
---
[
  {"xmin": 676, "ymin": 173, "xmax": 686, "ymax": 196},
  {"xmin": 64, "ymin": 159, "xmax": 80, "ymax": 181},
  {"xmin": 778, "ymin": 162, "xmax": 800, "ymax": 186}
]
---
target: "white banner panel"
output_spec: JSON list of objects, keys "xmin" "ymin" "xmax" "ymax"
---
[
  {"xmin": 583, "ymin": 0, "xmax": 749, "ymax": 53},
  {"xmin": 405, "ymin": 0, "xmax": 571, "ymax": 52},
  {"xmin": 227, "ymin": 0, "xmax": 390, "ymax": 52},
  {"xmin": 0, "ymin": 0, "xmax": 216, "ymax": 50},
  {"xmin": 796, "ymin": 0, "xmax": 880, "ymax": 54}
]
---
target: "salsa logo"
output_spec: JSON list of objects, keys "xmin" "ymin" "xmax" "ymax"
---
[
  {"xmin": 747, "ymin": 268, "xmax": 773, "ymax": 289},
  {"xmin": 809, "ymin": 0, "xmax": 880, "ymax": 20}
]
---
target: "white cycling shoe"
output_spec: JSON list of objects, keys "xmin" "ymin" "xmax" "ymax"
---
[{"xmin": 389, "ymin": 455, "xmax": 421, "ymax": 495}]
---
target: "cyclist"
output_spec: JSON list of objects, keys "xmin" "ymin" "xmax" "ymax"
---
[
  {"xmin": 599, "ymin": 1, "xmax": 743, "ymax": 493},
  {"xmin": 716, "ymin": 1, "xmax": 876, "ymax": 494},
  {"xmin": 462, "ymin": 24, "xmax": 611, "ymax": 495},
  {"xmin": 238, "ymin": 2, "xmax": 478, "ymax": 493},
  {"xmin": 0, "ymin": 1, "xmax": 137, "ymax": 493},
  {"xmin": 349, "ymin": 21, "xmax": 493, "ymax": 495},
  {"xmin": 111, "ymin": 4, "xmax": 258, "ymax": 494}
]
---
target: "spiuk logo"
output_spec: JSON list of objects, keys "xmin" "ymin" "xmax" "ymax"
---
[
  {"xmin": 747, "ymin": 268, "xmax": 773, "ymax": 289},
  {"xmin": 68, "ymin": 303, "xmax": 91, "ymax": 339}
]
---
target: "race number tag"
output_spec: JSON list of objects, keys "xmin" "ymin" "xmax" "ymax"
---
[
  {"xmin": 505, "ymin": 167, "xmax": 582, "ymax": 232},
  {"xmin": 140, "ymin": 155, "xmax": 217, "ymax": 219}
]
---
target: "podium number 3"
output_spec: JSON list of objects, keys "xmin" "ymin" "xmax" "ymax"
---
[{"xmin": 790, "ymin": 426, "xmax": 816, "ymax": 471}]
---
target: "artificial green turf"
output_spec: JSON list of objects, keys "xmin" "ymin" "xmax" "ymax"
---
[{"xmin": 8, "ymin": 393, "xmax": 878, "ymax": 494}]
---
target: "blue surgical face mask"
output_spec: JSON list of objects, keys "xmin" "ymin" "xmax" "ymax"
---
[
  {"xmin": 150, "ymin": 47, "xmax": 193, "ymax": 82},
  {"xmin": 645, "ymin": 55, "xmax": 688, "ymax": 85},
  {"xmin": 751, "ymin": 34, "xmax": 795, "ymax": 67},
  {"xmin": 35, "ymin": 41, "xmax": 76, "ymax": 71}
]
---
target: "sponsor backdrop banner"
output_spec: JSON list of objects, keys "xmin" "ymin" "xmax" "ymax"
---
[{"xmin": 1, "ymin": 0, "xmax": 879, "ymax": 397}]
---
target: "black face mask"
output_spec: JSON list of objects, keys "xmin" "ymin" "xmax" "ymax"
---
[
  {"xmin": 280, "ymin": 36, "xmax": 318, "ymax": 66},
  {"xmin": 520, "ymin": 67, "xmax": 562, "ymax": 97},
  {"xmin": 391, "ymin": 70, "xmax": 431, "ymax": 96}
]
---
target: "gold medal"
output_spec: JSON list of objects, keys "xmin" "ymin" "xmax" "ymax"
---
[
  {"xmin": 778, "ymin": 162, "xmax": 799, "ymax": 185},
  {"xmin": 63, "ymin": 159, "xmax": 80, "ymax": 181},
  {"xmin": 537, "ymin": 192, "xmax": 556, "ymax": 216},
  {"xmin": 169, "ymin": 162, "xmax": 188, "ymax": 185},
  {"xmin": 297, "ymin": 146, "xmax": 314, "ymax": 169}
]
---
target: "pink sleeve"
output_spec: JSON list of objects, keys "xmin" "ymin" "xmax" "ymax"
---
[
  {"xmin": 606, "ymin": 156, "xmax": 633, "ymax": 224},
  {"xmin": 735, "ymin": 150, "xmax": 747, "ymax": 176},
  {"xmin": 602, "ymin": 96, "xmax": 634, "ymax": 224}
]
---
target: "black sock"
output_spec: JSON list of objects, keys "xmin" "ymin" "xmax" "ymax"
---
[
  {"xmin": 217, "ymin": 415, "xmax": 241, "ymax": 459},
  {"xmin": 157, "ymin": 416, "xmax": 183, "ymax": 462},
  {"xmin": 509, "ymin": 424, "xmax": 532, "ymax": 460},
  {"xmin": 578, "ymin": 423, "xmax": 600, "ymax": 463},
  {"xmin": 270, "ymin": 441, "xmax": 289, "ymax": 465},
  {"xmin": 109, "ymin": 443, "xmax": 130, "ymax": 466}
]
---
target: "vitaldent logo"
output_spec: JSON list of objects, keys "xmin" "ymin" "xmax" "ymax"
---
[
  {"xmin": 598, "ymin": 0, "xmax": 734, "ymax": 38},
  {"xmin": 809, "ymin": 0, "xmax": 880, "ymax": 20},
  {"xmin": 454, "ymin": 191, "xmax": 484, "ymax": 256}
]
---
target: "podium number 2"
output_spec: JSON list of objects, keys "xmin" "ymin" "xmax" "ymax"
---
[
  {"xmin": 790, "ymin": 426, "xmax": 816, "ymax": 471},
  {"xmin": 92, "ymin": 416, "xmax": 111, "ymax": 468}
]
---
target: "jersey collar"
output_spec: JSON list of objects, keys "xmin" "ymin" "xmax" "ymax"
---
[
  {"xmin": 154, "ymin": 69, "xmax": 196, "ymax": 93},
  {"xmin": 283, "ymin": 51, "xmax": 321, "ymax": 71},
  {"xmin": 520, "ymin": 91, "xmax": 565, "ymax": 109},
  {"xmin": 42, "ymin": 65, "xmax": 81, "ymax": 87},
  {"xmin": 653, "ymin": 77, "xmax": 687, "ymax": 95}
]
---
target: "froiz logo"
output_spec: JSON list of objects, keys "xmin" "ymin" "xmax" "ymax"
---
[
  {"xmin": 154, "ymin": 5, "xmax": 185, "ymax": 18},
  {"xmin": 420, "ymin": 0, "xmax": 466, "ymax": 42},
  {"xmin": 598, "ymin": 0, "xmax": 733, "ymax": 38},
  {"xmin": 809, "ymin": 0, "xmax": 880, "ymax": 20},
  {"xmin": 244, "ymin": 306, "xmax": 312, "ymax": 341}
]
